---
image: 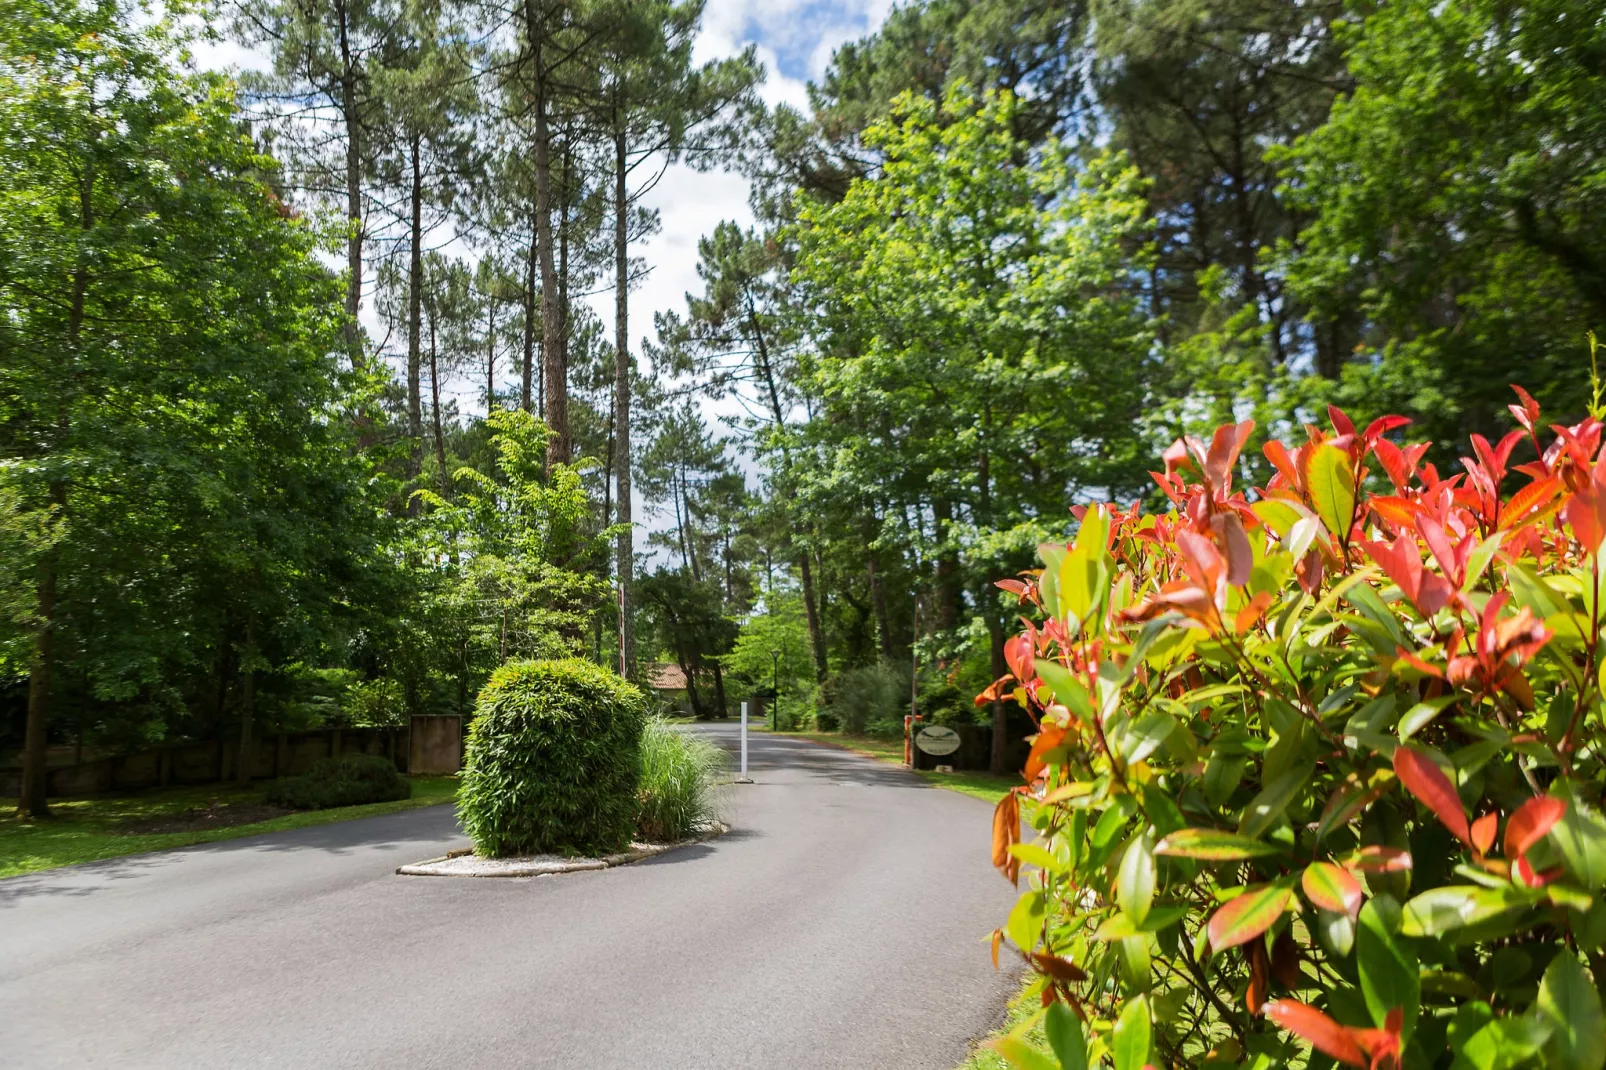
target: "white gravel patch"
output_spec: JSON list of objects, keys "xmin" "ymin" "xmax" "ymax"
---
[{"xmin": 396, "ymin": 823, "xmax": 728, "ymax": 877}]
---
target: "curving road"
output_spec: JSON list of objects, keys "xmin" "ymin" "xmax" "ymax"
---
[{"xmin": 0, "ymin": 725, "xmax": 1020, "ymax": 1069}]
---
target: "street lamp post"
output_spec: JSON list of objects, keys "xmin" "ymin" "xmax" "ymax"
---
[{"xmin": 770, "ymin": 649, "xmax": 780, "ymax": 731}]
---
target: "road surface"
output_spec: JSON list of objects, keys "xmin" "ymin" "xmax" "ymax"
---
[{"xmin": 0, "ymin": 725, "xmax": 1020, "ymax": 1069}]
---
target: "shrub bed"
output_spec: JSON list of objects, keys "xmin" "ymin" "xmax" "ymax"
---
[
  {"xmin": 981, "ymin": 389, "xmax": 1606, "ymax": 1070},
  {"xmin": 458, "ymin": 658, "xmax": 647, "ymax": 857},
  {"xmin": 264, "ymin": 754, "xmax": 410, "ymax": 810}
]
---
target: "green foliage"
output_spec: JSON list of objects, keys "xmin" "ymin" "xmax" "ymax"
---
[
  {"xmin": 828, "ymin": 662, "xmax": 910, "ymax": 735},
  {"xmin": 458, "ymin": 658, "xmax": 647, "ymax": 857},
  {"xmin": 264, "ymin": 754, "xmax": 411, "ymax": 811},
  {"xmin": 634, "ymin": 718, "xmax": 726, "ymax": 843},
  {"xmin": 1274, "ymin": 0, "xmax": 1606, "ymax": 444},
  {"xmin": 982, "ymin": 396, "xmax": 1606, "ymax": 1070}
]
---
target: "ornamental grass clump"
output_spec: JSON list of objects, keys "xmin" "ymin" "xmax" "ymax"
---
[
  {"xmin": 980, "ymin": 387, "xmax": 1606, "ymax": 1070},
  {"xmin": 635, "ymin": 717, "xmax": 727, "ymax": 843},
  {"xmin": 459, "ymin": 658, "xmax": 647, "ymax": 857}
]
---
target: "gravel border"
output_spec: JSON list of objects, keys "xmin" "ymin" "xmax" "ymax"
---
[{"xmin": 395, "ymin": 822, "xmax": 728, "ymax": 877}]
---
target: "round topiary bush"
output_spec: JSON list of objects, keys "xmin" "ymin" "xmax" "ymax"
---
[{"xmin": 458, "ymin": 658, "xmax": 648, "ymax": 857}]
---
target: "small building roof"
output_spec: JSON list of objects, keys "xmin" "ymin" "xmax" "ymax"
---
[{"xmin": 647, "ymin": 663, "xmax": 687, "ymax": 691}]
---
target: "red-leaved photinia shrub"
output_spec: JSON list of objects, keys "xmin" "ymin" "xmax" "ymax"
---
[{"xmin": 980, "ymin": 387, "xmax": 1606, "ymax": 1070}]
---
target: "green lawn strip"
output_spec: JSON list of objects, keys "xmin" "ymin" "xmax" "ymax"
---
[
  {"xmin": 760, "ymin": 728, "xmax": 1023, "ymax": 804},
  {"xmin": 957, "ymin": 975, "xmax": 1044, "ymax": 1070},
  {"xmin": 0, "ymin": 776, "xmax": 459, "ymax": 879}
]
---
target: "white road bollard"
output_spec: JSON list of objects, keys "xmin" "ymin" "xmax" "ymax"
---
[{"xmin": 736, "ymin": 701, "xmax": 753, "ymax": 784}]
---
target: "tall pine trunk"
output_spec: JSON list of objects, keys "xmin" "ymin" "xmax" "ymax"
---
[
  {"xmin": 520, "ymin": 0, "xmax": 566, "ymax": 471},
  {"xmin": 522, "ymin": 212, "xmax": 536, "ymax": 411},
  {"xmin": 428, "ymin": 302, "xmax": 450, "ymax": 497},
  {"xmin": 747, "ymin": 297, "xmax": 827, "ymax": 683},
  {"xmin": 613, "ymin": 123, "xmax": 636, "ymax": 679},
  {"xmin": 337, "ymin": 0, "xmax": 363, "ymax": 364},
  {"xmin": 406, "ymin": 132, "xmax": 424, "ymax": 467}
]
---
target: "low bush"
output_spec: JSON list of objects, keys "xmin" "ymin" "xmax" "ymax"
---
[
  {"xmin": 635, "ymin": 718, "xmax": 727, "ymax": 843},
  {"xmin": 458, "ymin": 657, "xmax": 647, "ymax": 857},
  {"xmin": 980, "ymin": 389, "xmax": 1606, "ymax": 1070},
  {"xmin": 829, "ymin": 662, "xmax": 910, "ymax": 734},
  {"xmin": 264, "ymin": 753, "xmax": 410, "ymax": 810}
]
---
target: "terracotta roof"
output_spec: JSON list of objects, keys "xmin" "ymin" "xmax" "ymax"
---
[{"xmin": 647, "ymin": 663, "xmax": 687, "ymax": 691}]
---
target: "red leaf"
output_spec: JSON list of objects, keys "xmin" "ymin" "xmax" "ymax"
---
[
  {"xmin": 1499, "ymin": 476, "xmax": 1563, "ymax": 531},
  {"xmin": 1263, "ymin": 1000, "xmax": 1369, "ymax": 1068},
  {"xmin": 991, "ymin": 791, "xmax": 1021, "ymax": 886},
  {"xmin": 1504, "ymin": 796, "xmax": 1566, "ymax": 860},
  {"xmin": 1029, "ymin": 951, "xmax": 1088, "ymax": 983},
  {"xmin": 1247, "ymin": 938, "xmax": 1270, "ymax": 1013},
  {"xmin": 1023, "ymin": 722, "xmax": 1067, "ymax": 782},
  {"xmin": 1352, "ymin": 845, "xmax": 1413, "ymax": 873},
  {"xmin": 1470, "ymin": 811, "xmax": 1497, "ymax": 856},
  {"xmin": 1394, "ymin": 745, "xmax": 1471, "ymax": 846}
]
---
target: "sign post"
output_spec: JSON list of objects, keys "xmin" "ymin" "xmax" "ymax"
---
[{"xmin": 736, "ymin": 701, "xmax": 753, "ymax": 784}]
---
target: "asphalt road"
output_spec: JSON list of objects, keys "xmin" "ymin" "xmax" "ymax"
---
[{"xmin": 0, "ymin": 725, "xmax": 1020, "ymax": 1069}]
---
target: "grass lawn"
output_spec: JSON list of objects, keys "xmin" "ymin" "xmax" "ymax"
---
[
  {"xmin": 758, "ymin": 727, "xmax": 1023, "ymax": 804},
  {"xmin": 0, "ymin": 776, "xmax": 459, "ymax": 880},
  {"xmin": 956, "ymin": 978, "xmax": 1043, "ymax": 1070}
]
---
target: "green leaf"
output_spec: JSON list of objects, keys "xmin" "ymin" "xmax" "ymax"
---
[
  {"xmin": 1538, "ymin": 950, "xmax": 1606, "ymax": 1070},
  {"xmin": 1009, "ymin": 842, "xmax": 1063, "ymax": 872},
  {"xmin": 1306, "ymin": 443, "xmax": 1356, "ymax": 544},
  {"xmin": 1357, "ymin": 900, "xmax": 1419, "ymax": 1045},
  {"xmin": 1156, "ymin": 827, "xmax": 1282, "ymax": 860},
  {"xmin": 1237, "ymin": 762, "xmax": 1313, "ymax": 839},
  {"xmin": 1035, "ymin": 659, "xmax": 1094, "ymax": 720},
  {"xmin": 1044, "ymin": 1001, "xmax": 1089, "ymax": 1070},
  {"xmin": 1007, "ymin": 889, "xmax": 1046, "ymax": 952},
  {"xmin": 1112, "ymin": 994, "xmax": 1152, "ymax": 1070},
  {"xmin": 1116, "ymin": 710, "xmax": 1176, "ymax": 765},
  {"xmin": 1399, "ymin": 885, "xmax": 1536, "ymax": 939},
  {"xmin": 1117, "ymin": 835, "xmax": 1156, "ymax": 926},
  {"xmin": 989, "ymin": 1036, "xmax": 1060, "ymax": 1070},
  {"xmin": 1398, "ymin": 695, "xmax": 1457, "ymax": 740},
  {"xmin": 1450, "ymin": 1012, "xmax": 1552, "ymax": 1070},
  {"xmin": 1551, "ymin": 786, "xmax": 1606, "ymax": 891}
]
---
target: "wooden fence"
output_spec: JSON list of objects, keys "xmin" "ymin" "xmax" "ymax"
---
[{"xmin": 0, "ymin": 716, "xmax": 463, "ymax": 799}]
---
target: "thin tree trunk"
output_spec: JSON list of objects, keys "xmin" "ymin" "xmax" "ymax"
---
[
  {"xmin": 522, "ymin": 214, "xmax": 536, "ymax": 411},
  {"xmin": 868, "ymin": 548, "xmax": 894, "ymax": 662},
  {"xmin": 746, "ymin": 299, "xmax": 827, "ymax": 684},
  {"xmin": 711, "ymin": 660, "xmax": 728, "ymax": 719},
  {"xmin": 800, "ymin": 553, "xmax": 827, "ymax": 684},
  {"xmin": 337, "ymin": 0, "xmax": 363, "ymax": 364},
  {"xmin": 236, "ymin": 618, "xmax": 256, "ymax": 786},
  {"xmin": 20, "ymin": 149, "xmax": 94, "ymax": 818},
  {"xmin": 20, "ymin": 496, "xmax": 59, "ymax": 817},
  {"xmin": 521, "ymin": 0, "xmax": 567, "ymax": 471},
  {"xmin": 406, "ymin": 132, "xmax": 424, "ymax": 466},
  {"xmin": 613, "ymin": 125, "xmax": 636, "ymax": 680},
  {"xmin": 485, "ymin": 297, "xmax": 496, "ymax": 412},
  {"xmin": 932, "ymin": 498, "xmax": 961, "ymax": 634},
  {"xmin": 429, "ymin": 304, "xmax": 450, "ymax": 498}
]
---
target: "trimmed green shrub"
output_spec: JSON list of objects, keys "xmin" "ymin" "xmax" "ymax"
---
[
  {"xmin": 635, "ymin": 718, "xmax": 727, "ymax": 843},
  {"xmin": 828, "ymin": 662, "xmax": 910, "ymax": 735},
  {"xmin": 458, "ymin": 658, "xmax": 647, "ymax": 857},
  {"xmin": 265, "ymin": 753, "xmax": 410, "ymax": 810}
]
